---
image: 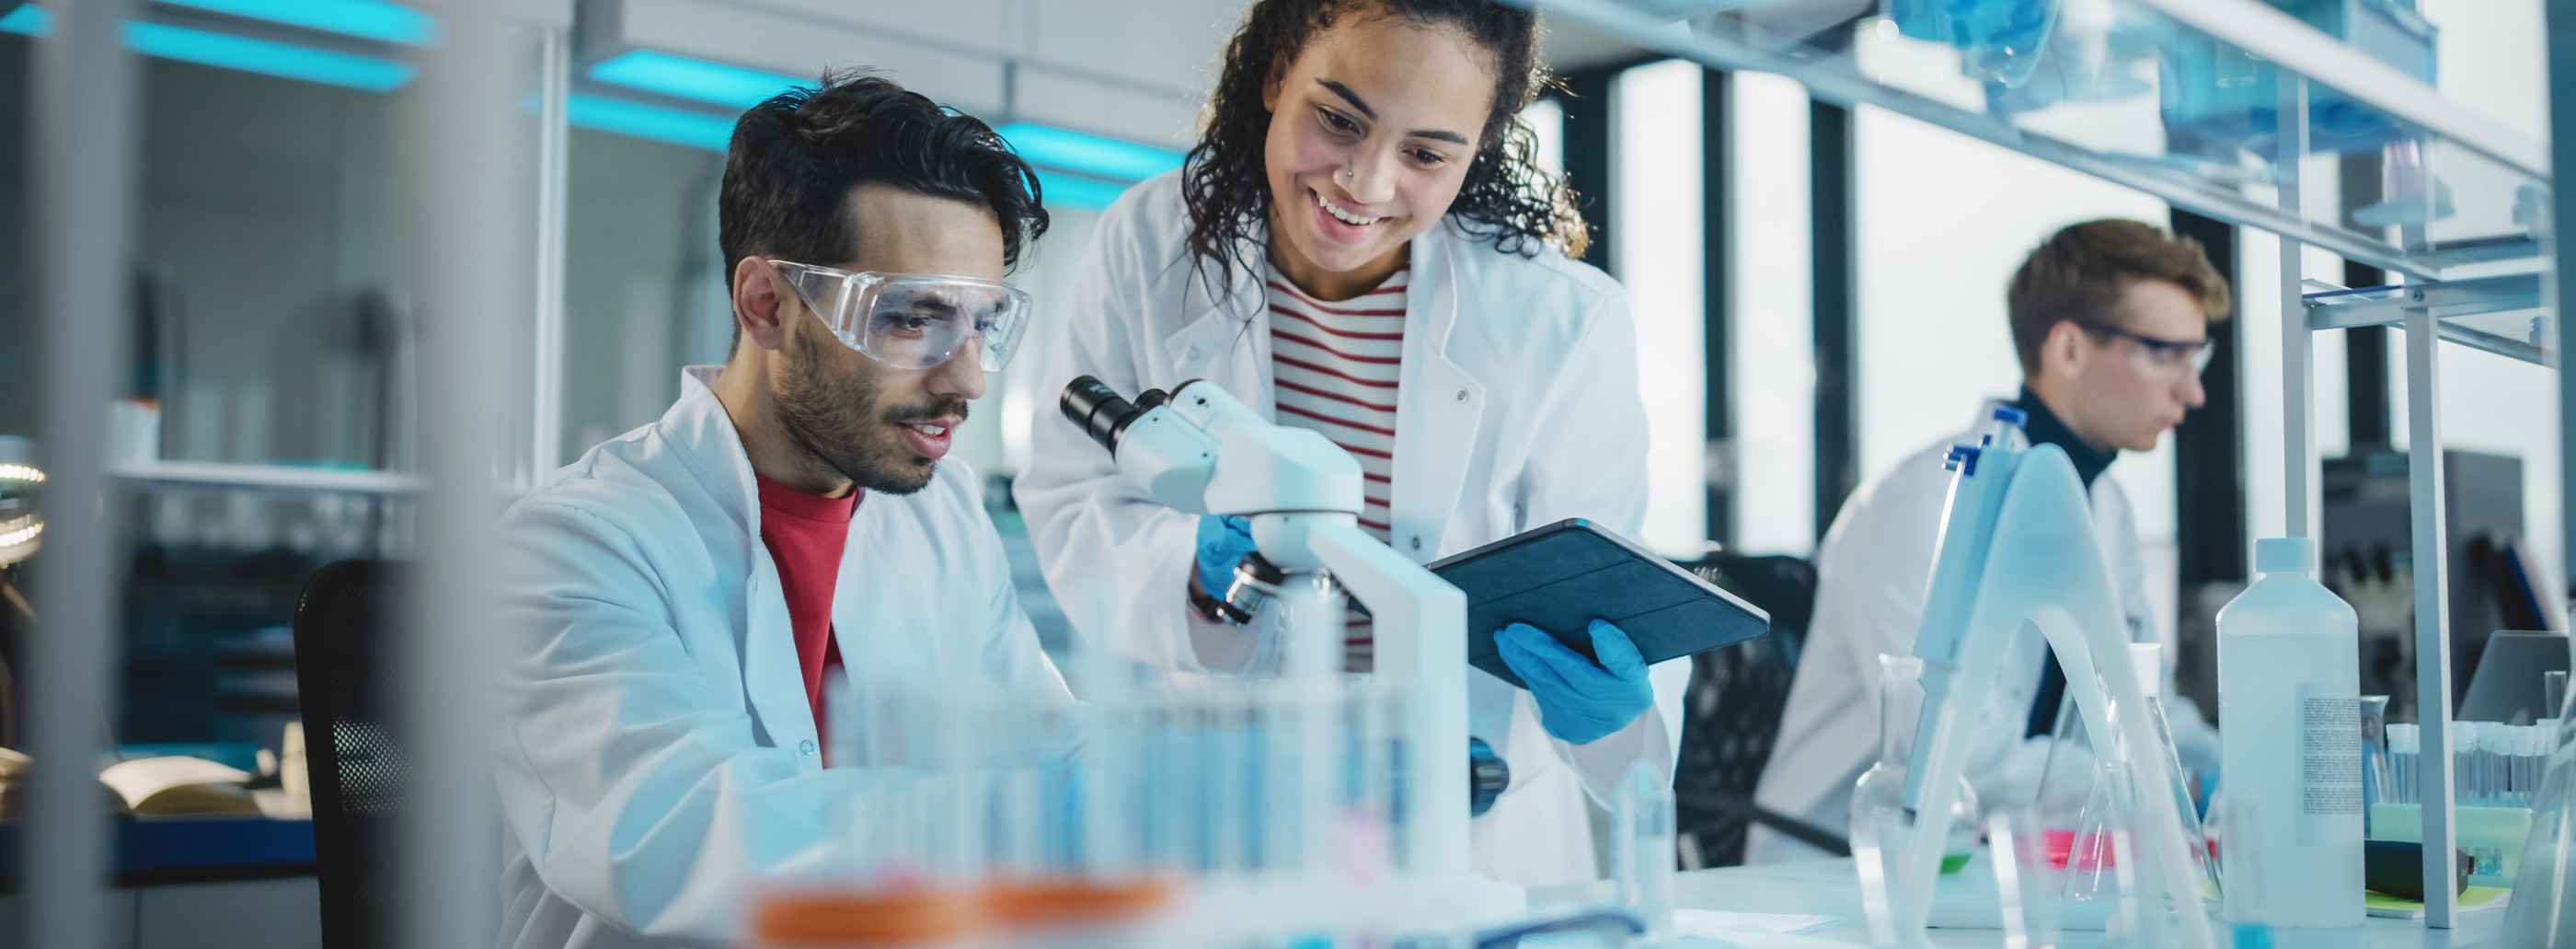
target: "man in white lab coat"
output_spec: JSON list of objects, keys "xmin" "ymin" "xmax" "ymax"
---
[
  {"xmin": 1749, "ymin": 220, "xmax": 2230, "ymax": 863},
  {"xmin": 491, "ymin": 71, "xmax": 1066, "ymax": 947}
]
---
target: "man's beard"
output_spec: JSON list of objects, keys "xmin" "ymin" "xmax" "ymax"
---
[{"xmin": 773, "ymin": 330, "xmax": 967, "ymax": 496}]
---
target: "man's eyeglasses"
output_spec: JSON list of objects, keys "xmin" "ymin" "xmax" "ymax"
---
[{"xmin": 2078, "ymin": 322, "xmax": 2214, "ymax": 376}]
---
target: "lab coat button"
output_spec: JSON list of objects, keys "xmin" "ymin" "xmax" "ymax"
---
[
  {"xmin": 1185, "ymin": 345, "xmax": 1202, "ymax": 362},
  {"xmin": 1409, "ymin": 536, "xmax": 1423, "ymax": 551},
  {"xmin": 799, "ymin": 739, "xmax": 818, "ymax": 756},
  {"xmin": 1455, "ymin": 388, "xmax": 1468, "ymax": 402}
]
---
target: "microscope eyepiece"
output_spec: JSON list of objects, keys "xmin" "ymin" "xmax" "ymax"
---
[{"xmin": 1060, "ymin": 376, "xmax": 1167, "ymax": 453}]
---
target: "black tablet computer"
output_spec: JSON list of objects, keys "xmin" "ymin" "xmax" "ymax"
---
[{"xmin": 1425, "ymin": 519, "xmax": 1771, "ymax": 689}]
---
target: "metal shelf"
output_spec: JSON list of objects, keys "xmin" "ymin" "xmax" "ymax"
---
[
  {"xmin": 110, "ymin": 461, "xmax": 423, "ymax": 496},
  {"xmin": 2306, "ymin": 274, "xmax": 2554, "ymax": 368},
  {"xmin": 1522, "ymin": 0, "xmax": 2549, "ymax": 279},
  {"xmin": 1520, "ymin": 0, "xmax": 2565, "ymax": 932}
]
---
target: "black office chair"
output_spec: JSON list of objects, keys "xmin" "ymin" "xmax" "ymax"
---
[
  {"xmin": 1670, "ymin": 552, "xmax": 1849, "ymax": 867},
  {"xmin": 292, "ymin": 559, "xmax": 407, "ymax": 949}
]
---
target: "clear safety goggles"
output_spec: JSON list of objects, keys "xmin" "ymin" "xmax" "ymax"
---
[
  {"xmin": 2081, "ymin": 322, "xmax": 2215, "ymax": 376},
  {"xmin": 770, "ymin": 260, "xmax": 1033, "ymax": 372}
]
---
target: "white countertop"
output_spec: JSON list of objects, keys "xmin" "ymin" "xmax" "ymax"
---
[{"xmin": 1527, "ymin": 859, "xmax": 2510, "ymax": 947}]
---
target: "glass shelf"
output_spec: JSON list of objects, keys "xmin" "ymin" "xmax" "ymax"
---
[
  {"xmin": 2306, "ymin": 273, "xmax": 2554, "ymax": 367},
  {"xmin": 1524, "ymin": 0, "xmax": 2550, "ymax": 279},
  {"xmin": 111, "ymin": 461, "xmax": 424, "ymax": 496}
]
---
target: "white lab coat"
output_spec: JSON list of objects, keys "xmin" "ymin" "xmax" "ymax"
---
[
  {"xmin": 1747, "ymin": 402, "xmax": 2220, "ymax": 863},
  {"xmin": 493, "ymin": 367, "xmax": 1071, "ymax": 949},
  {"xmin": 1012, "ymin": 170, "xmax": 1690, "ymax": 886}
]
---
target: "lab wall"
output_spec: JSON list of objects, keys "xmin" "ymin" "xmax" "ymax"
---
[
  {"xmin": 1724, "ymin": 71, "xmax": 1817, "ymax": 557},
  {"xmin": 1850, "ymin": 102, "xmax": 2181, "ymax": 645},
  {"xmin": 558, "ymin": 130, "xmax": 729, "ymax": 463},
  {"xmin": 0, "ymin": 41, "xmax": 425, "ymax": 470},
  {"xmin": 992, "ymin": 207, "xmax": 1107, "ymax": 479},
  {"xmin": 1613, "ymin": 60, "xmax": 1709, "ymax": 557}
]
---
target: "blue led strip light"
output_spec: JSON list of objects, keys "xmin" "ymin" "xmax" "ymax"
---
[{"xmin": 0, "ymin": 6, "xmax": 415, "ymax": 92}]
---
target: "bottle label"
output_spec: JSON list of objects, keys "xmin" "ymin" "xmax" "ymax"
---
[{"xmin": 2299, "ymin": 689, "xmax": 2363, "ymax": 841}]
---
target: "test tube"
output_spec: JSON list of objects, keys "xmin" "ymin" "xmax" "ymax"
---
[
  {"xmin": 2394, "ymin": 723, "xmax": 2419, "ymax": 804},
  {"xmin": 2548, "ymin": 671, "xmax": 2569, "ymax": 721},
  {"xmin": 1204, "ymin": 693, "xmax": 1244, "ymax": 873},
  {"xmin": 2458, "ymin": 721, "xmax": 2483, "ymax": 807},
  {"xmin": 1612, "ymin": 760, "xmax": 1675, "ymax": 940}
]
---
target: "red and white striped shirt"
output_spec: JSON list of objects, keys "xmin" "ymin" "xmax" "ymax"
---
[{"xmin": 1267, "ymin": 265, "xmax": 1406, "ymax": 667}]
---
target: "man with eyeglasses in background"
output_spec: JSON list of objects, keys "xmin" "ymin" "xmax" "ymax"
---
[
  {"xmin": 1747, "ymin": 219, "xmax": 2232, "ymax": 863},
  {"xmin": 490, "ymin": 70, "xmax": 1068, "ymax": 947}
]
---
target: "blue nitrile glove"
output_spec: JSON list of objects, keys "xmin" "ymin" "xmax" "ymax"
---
[
  {"xmin": 1496, "ymin": 619, "xmax": 1654, "ymax": 746},
  {"xmin": 1193, "ymin": 515, "xmax": 1258, "ymax": 598}
]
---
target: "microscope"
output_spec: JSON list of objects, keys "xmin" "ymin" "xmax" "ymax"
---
[{"xmin": 1060, "ymin": 376, "xmax": 1483, "ymax": 874}]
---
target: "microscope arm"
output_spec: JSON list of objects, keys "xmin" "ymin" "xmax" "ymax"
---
[
  {"xmin": 1310, "ymin": 522, "xmax": 1471, "ymax": 875},
  {"xmin": 1098, "ymin": 402, "xmax": 1219, "ymax": 515}
]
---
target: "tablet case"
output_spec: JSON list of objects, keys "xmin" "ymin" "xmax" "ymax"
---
[{"xmin": 1425, "ymin": 519, "xmax": 1772, "ymax": 689}]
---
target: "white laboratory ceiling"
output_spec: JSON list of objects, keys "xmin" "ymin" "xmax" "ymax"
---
[{"xmin": 578, "ymin": 1, "xmax": 1650, "ymax": 149}]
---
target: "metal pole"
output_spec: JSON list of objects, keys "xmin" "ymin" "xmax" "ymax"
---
[
  {"xmin": 2404, "ymin": 300, "xmax": 2460, "ymax": 929},
  {"xmin": 530, "ymin": 28, "xmax": 571, "ymax": 481},
  {"xmin": 25, "ymin": 1, "xmax": 137, "ymax": 945},
  {"xmin": 401, "ymin": 3, "xmax": 523, "ymax": 945},
  {"xmin": 2278, "ymin": 78, "xmax": 2319, "ymax": 544}
]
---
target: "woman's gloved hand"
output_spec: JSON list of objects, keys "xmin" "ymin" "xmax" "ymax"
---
[
  {"xmin": 1496, "ymin": 619, "xmax": 1653, "ymax": 745},
  {"xmin": 1192, "ymin": 515, "xmax": 1258, "ymax": 597}
]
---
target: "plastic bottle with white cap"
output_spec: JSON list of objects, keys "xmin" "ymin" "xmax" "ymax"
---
[{"xmin": 2217, "ymin": 537, "xmax": 2363, "ymax": 930}]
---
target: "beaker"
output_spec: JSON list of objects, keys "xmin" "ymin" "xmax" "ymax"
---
[
  {"xmin": 1613, "ymin": 760, "xmax": 1676, "ymax": 941},
  {"xmin": 2129, "ymin": 665, "xmax": 2221, "ymax": 907},
  {"xmin": 1850, "ymin": 654, "xmax": 1980, "ymax": 948},
  {"xmin": 1988, "ymin": 806, "xmax": 2064, "ymax": 949}
]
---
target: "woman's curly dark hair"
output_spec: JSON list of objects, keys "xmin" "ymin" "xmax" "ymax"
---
[{"xmin": 1181, "ymin": 0, "xmax": 1587, "ymax": 295}]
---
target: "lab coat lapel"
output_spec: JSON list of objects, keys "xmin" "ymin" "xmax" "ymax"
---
[
  {"xmin": 1388, "ymin": 227, "xmax": 1485, "ymax": 561},
  {"xmin": 663, "ymin": 367, "xmax": 819, "ymax": 759},
  {"xmin": 1160, "ymin": 235, "xmax": 1275, "ymax": 415}
]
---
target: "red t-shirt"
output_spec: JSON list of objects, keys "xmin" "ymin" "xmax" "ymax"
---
[{"xmin": 754, "ymin": 472, "xmax": 857, "ymax": 728}]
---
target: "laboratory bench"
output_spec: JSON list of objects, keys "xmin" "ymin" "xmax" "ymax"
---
[
  {"xmin": 0, "ymin": 816, "xmax": 322, "ymax": 949},
  {"xmin": 1530, "ymin": 859, "xmax": 2509, "ymax": 946}
]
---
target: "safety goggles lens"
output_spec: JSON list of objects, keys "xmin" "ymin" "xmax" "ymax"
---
[
  {"xmin": 859, "ymin": 279, "xmax": 1030, "ymax": 372},
  {"xmin": 2082, "ymin": 322, "xmax": 2214, "ymax": 376},
  {"xmin": 775, "ymin": 261, "xmax": 1031, "ymax": 372}
]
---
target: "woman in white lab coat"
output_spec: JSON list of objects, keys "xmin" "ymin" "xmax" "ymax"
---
[{"xmin": 1013, "ymin": 0, "xmax": 1688, "ymax": 885}]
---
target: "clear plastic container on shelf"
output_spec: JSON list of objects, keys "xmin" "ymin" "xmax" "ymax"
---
[{"xmin": 2158, "ymin": 0, "xmax": 2438, "ymax": 158}]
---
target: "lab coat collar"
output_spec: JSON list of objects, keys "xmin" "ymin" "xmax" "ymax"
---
[
  {"xmin": 664, "ymin": 365, "xmax": 766, "ymax": 542},
  {"xmin": 662, "ymin": 365, "xmax": 812, "ymax": 755}
]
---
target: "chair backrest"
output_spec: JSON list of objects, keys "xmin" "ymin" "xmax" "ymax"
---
[
  {"xmin": 291, "ymin": 559, "xmax": 406, "ymax": 949},
  {"xmin": 1671, "ymin": 552, "xmax": 1818, "ymax": 868}
]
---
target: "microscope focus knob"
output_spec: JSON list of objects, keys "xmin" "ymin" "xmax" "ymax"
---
[{"xmin": 1468, "ymin": 737, "xmax": 1509, "ymax": 817}]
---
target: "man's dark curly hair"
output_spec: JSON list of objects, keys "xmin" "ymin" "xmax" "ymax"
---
[
  {"xmin": 719, "ymin": 69, "xmax": 1049, "ymax": 348},
  {"xmin": 1181, "ymin": 0, "xmax": 1585, "ymax": 295}
]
